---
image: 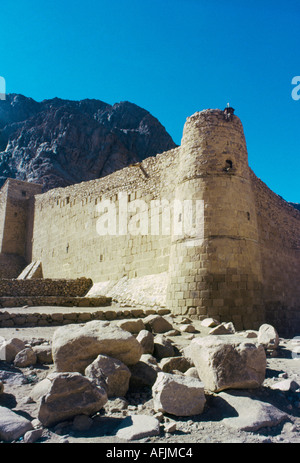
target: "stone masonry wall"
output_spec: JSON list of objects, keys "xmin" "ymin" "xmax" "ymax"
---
[
  {"xmin": 31, "ymin": 147, "xmax": 180, "ymax": 284},
  {"xmin": 250, "ymin": 170, "xmax": 300, "ymax": 336},
  {"xmin": 0, "ymin": 109, "xmax": 298, "ymax": 336}
]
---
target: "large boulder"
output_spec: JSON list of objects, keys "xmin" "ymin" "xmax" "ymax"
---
[
  {"xmin": 152, "ymin": 372, "xmax": 206, "ymax": 416},
  {"xmin": 188, "ymin": 335, "xmax": 266, "ymax": 392},
  {"xmin": 0, "ymin": 406, "xmax": 33, "ymax": 442},
  {"xmin": 37, "ymin": 372, "xmax": 108, "ymax": 427},
  {"xmin": 0, "ymin": 338, "xmax": 26, "ymax": 363},
  {"xmin": 52, "ymin": 320, "xmax": 142, "ymax": 373},
  {"xmin": 85, "ymin": 354, "xmax": 131, "ymax": 398},
  {"xmin": 257, "ymin": 324, "xmax": 279, "ymax": 350}
]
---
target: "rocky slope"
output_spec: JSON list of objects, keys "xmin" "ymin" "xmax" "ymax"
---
[{"xmin": 0, "ymin": 94, "xmax": 177, "ymax": 191}]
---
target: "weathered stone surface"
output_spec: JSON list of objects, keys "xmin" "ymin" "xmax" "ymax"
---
[
  {"xmin": 0, "ymin": 406, "xmax": 33, "ymax": 442},
  {"xmin": 0, "ymin": 380, "xmax": 3, "ymax": 394},
  {"xmin": 0, "ymin": 338, "xmax": 26, "ymax": 362},
  {"xmin": 129, "ymin": 354, "xmax": 161, "ymax": 389},
  {"xmin": 144, "ymin": 315, "xmax": 173, "ymax": 333},
  {"xmin": 117, "ymin": 319, "xmax": 145, "ymax": 334},
  {"xmin": 115, "ymin": 414, "xmax": 160, "ymax": 440},
  {"xmin": 14, "ymin": 347, "xmax": 37, "ymax": 367},
  {"xmin": 52, "ymin": 320, "xmax": 142, "ymax": 373},
  {"xmin": 152, "ymin": 372, "xmax": 206, "ymax": 416},
  {"xmin": 218, "ymin": 390, "xmax": 289, "ymax": 431},
  {"xmin": 38, "ymin": 372, "xmax": 108, "ymax": 427},
  {"xmin": 189, "ymin": 335, "xmax": 266, "ymax": 392},
  {"xmin": 136, "ymin": 329, "xmax": 154, "ymax": 355},
  {"xmin": 257, "ymin": 324, "xmax": 279, "ymax": 350},
  {"xmin": 159, "ymin": 356, "xmax": 191, "ymax": 373},
  {"xmin": 33, "ymin": 345, "xmax": 53, "ymax": 364},
  {"xmin": 153, "ymin": 334, "xmax": 176, "ymax": 360},
  {"xmin": 85, "ymin": 354, "xmax": 131, "ymax": 398}
]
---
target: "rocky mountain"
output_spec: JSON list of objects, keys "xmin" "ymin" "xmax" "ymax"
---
[
  {"xmin": 289, "ymin": 202, "xmax": 300, "ymax": 212},
  {"xmin": 0, "ymin": 94, "xmax": 177, "ymax": 191}
]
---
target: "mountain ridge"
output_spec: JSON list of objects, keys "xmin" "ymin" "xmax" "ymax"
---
[{"xmin": 0, "ymin": 94, "xmax": 177, "ymax": 191}]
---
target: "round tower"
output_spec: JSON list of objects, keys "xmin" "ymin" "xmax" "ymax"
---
[{"xmin": 166, "ymin": 109, "xmax": 264, "ymax": 330}]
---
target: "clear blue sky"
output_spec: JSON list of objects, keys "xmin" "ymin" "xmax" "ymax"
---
[{"xmin": 0, "ymin": 0, "xmax": 299, "ymax": 202}]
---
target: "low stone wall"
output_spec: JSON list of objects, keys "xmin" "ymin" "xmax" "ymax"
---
[
  {"xmin": 0, "ymin": 307, "xmax": 171, "ymax": 327},
  {"xmin": 0, "ymin": 295, "xmax": 111, "ymax": 309},
  {"xmin": 0, "ymin": 277, "xmax": 93, "ymax": 297}
]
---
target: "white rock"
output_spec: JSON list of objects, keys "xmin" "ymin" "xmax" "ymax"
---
[
  {"xmin": 152, "ymin": 372, "xmax": 206, "ymax": 416},
  {"xmin": 52, "ymin": 320, "xmax": 142, "ymax": 373},
  {"xmin": 115, "ymin": 414, "xmax": 160, "ymax": 440},
  {"xmin": 257, "ymin": 324, "xmax": 279, "ymax": 350},
  {"xmin": 189, "ymin": 335, "xmax": 266, "ymax": 392},
  {"xmin": 136, "ymin": 329, "xmax": 154, "ymax": 354},
  {"xmin": 270, "ymin": 379, "xmax": 299, "ymax": 392},
  {"xmin": 0, "ymin": 406, "xmax": 33, "ymax": 442},
  {"xmin": 0, "ymin": 338, "xmax": 26, "ymax": 363}
]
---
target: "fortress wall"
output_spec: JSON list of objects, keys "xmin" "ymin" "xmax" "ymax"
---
[
  {"xmin": 0, "ymin": 179, "xmax": 42, "ymax": 277},
  {"xmin": 250, "ymin": 170, "xmax": 300, "ymax": 335},
  {"xmin": 31, "ymin": 148, "xmax": 180, "ymax": 297}
]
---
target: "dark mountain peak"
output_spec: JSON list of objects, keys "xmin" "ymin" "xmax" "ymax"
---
[{"xmin": 0, "ymin": 94, "xmax": 177, "ymax": 191}]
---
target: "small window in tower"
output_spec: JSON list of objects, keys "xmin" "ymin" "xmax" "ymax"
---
[
  {"xmin": 247, "ymin": 212, "xmax": 251, "ymax": 221},
  {"xmin": 21, "ymin": 190, "xmax": 26, "ymax": 197},
  {"xmin": 225, "ymin": 160, "xmax": 233, "ymax": 170}
]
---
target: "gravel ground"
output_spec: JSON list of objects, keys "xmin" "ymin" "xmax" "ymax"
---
[{"xmin": 0, "ymin": 315, "xmax": 299, "ymax": 447}]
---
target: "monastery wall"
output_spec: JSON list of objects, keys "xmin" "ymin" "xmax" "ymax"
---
[
  {"xmin": 250, "ymin": 171, "xmax": 300, "ymax": 335},
  {"xmin": 0, "ymin": 109, "xmax": 299, "ymax": 335},
  {"xmin": 30, "ymin": 146, "xmax": 180, "ymax": 291}
]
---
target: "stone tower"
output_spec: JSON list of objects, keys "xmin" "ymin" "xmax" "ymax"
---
[
  {"xmin": 0, "ymin": 179, "xmax": 42, "ymax": 277},
  {"xmin": 166, "ymin": 109, "xmax": 264, "ymax": 330}
]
